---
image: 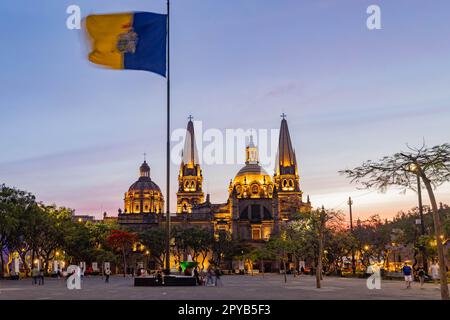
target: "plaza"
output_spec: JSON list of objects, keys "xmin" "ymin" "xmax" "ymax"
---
[{"xmin": 0, "ymin": 274, "xmax": 443, "ymax": 300}]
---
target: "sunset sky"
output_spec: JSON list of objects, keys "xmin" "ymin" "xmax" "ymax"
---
[{"xmin": 1, "ymin": 0, "xmax": 450, "ymax": 221}]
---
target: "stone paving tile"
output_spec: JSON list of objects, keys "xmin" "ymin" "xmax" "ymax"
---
[{"xmin": 0, "ymin": 275, "xmax": 443, "ymax": 300}]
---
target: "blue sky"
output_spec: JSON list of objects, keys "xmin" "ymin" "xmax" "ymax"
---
[{"xmin": 1, "ymin": 0, "xmax": 449, "ymax": 219}]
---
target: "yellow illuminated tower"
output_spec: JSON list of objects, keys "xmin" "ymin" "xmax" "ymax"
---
[
  {"xmin": 274, "ymin": 115, "xmax": 309, "ymax": 215},
  {"xmin": 177, "ymin": 116, "xmax": 204, "ymax": 213}
]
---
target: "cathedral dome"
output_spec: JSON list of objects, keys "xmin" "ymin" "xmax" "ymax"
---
[
  {"xmin": 230, "ymin": 137, "xmax": 274, "ymax": 198},
  {"xmin": 128, "ymin": 177, "xmax": 162, "ymax": 193},
  {"xmin": 232, "ymin": 163, "xmax": 273, "ymax": 193},
  {"xmin": 235, "ymin": 163, "xmax": 270, "ymax": 178},
  {"xmin": 124, "ymin": 161, "xmax": 164, "ymax": 214},
  {"xmin": 128, "ymin": 160, "xmax": 162, "ymax": 193}
]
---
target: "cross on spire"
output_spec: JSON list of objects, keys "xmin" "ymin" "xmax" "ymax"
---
[
  {"xmin": 143, "ymin": 152, "xmax": 147, "ymax": 162},
  {"xmin": 188, "ymin": 115, "xmax": 194, "ymax": 121},
  {"xmin": 281, "ymin": 113, "xmax": 287, "ymax": 120}
]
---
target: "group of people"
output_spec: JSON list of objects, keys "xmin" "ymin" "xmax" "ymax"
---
[
  {"xmin": 402, "ymin": 262, "xmax": 441, "ymax": 289},
  {"xmin": 31, "ymin": 267, "xmax": 45, "ymax": 285},
  {"xmin": 192, "ymin": 266, "xmax": 223, "ymax": 287}
]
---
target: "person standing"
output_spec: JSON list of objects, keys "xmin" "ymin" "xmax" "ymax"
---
[
  {"xmin": 402, "ymin": 262, "xmax": 412, "ymax": 289},
  {"xmin": 105, "ymin": 268, "xmax": 111, "ymax": 283},
  {"xmin": 193, "ymin": 267, "xmax": 200, "ymax": 285},
  {"xmin": 417, "ymin": 265, "xmax": 426, "ymax": 289},
  {"xmin": 214, "ymin": 268, "xmax": 223, "ymax": 287},
  {"xmin": 206, "ymin": 267, "xmax": 214, "ymax": 286},
  {"xmin": 430, "ymin": 261, "xmax": 440, "ymax": 285},
  {"xmin": 31, "ymin": 267, "xmax": 39, "ymax": 285}
]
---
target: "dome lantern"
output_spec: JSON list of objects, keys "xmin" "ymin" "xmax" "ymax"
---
[
  {"xmin": 140, "ymin": 161, "xmax": 150, "ymax": 178},
  {"xmin": 245, "ymin": 134, "xmax": 259, "ymax": 165}
]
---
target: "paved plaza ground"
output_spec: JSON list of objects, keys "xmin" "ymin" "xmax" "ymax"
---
[{"xmin": 0, "ymin": 274, "xmax": 443, "ymax": 300}]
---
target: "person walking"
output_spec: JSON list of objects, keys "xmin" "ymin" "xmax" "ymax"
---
[
  {"xmin": 214, "ymin": 268, "xmax": 223, "ymax": 287},
  {"xmin": 105, "ymin": 268, "xmax": 111, "ymax": 283},
  {"xmin": 402, "ymin": 262, "xmax": 413, "ymax": 289},
  {"xmin": 206, "ymin": 267, "xmax": 214, "ymax": 286},
  {"xmin": 417, "ymin": 265, "xmax": 426, "ymax": 289}
]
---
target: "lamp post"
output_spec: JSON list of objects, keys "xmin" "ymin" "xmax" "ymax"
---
[{"xmin": 348, "ymin": 197, "xmax": 356, "ymax": 275}]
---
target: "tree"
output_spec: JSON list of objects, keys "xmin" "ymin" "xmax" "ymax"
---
[
  {"xmin": 285, "ymin": 208, "xmax": 343, "ymax": 287},
  {"xmin": 197, "ymin": 230, "xmax": 213, "ymax": 271},
  {"xmin": 0, "ymin": 185, "xmax": 36, "ymax": 276},
  {"xmin": 107, "ymin": 230, "xmax": 137, "ymax": 276},
  {"xmin": 139, "ymin": 227, "xmax": 167, "ymax": 269},
  {"xmin": 37, "ymin": 205, "xmax": 76, "ymax": 274},
  {"xmin": 340, "ymin": 143, "xmax": 450, "ymax": 300},
  {"xmin": 172, "ymin": 226, "xmax": 212, "ymax": 268},
  {"xmin": 267, "ymin": 235, "xmax": 292, "ymax": 283},
  {"xmin": 251, "ymin": 246, "xmax": 274, "ymax": 278},
  {"xmin": 324, "ymin": 230, "xmax": 355, "ymax": 275},
  {"xmin": 210, "ymin": 231, "xmax": 243, "ymax": 270},
  {"xmin": 353, "ymin": 215, "xmax": 391, "ymax": 268}
]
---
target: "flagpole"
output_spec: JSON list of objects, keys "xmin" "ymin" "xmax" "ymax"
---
[{"xmin": 165, "ymin": 0, "xmax": 171, "ymax": 274}]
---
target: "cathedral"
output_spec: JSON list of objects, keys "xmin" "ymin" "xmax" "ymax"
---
[{"xmin": 118, "ymin": 117, "xmax": 311, "ymax": 244}]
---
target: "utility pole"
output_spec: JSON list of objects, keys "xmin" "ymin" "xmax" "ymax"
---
[
  {"xmin": 316, "ymin": 206, "xmax": 326, "ymax": 289},
  {"xmin": 348, "ymin": 197, "xmax": 356, "ymax": 275}
]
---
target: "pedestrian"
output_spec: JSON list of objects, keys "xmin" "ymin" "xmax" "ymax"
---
[
  {"xmin": 105, "ymin": 268, "xmax": 111, "ymax": 283},
  {"xmin": 156, "ymin": 269, "xmax": 163, "ymax": 285},
  {"xmin": 206, "ymin": 267, "xmax": 214, "ymax": 286},
  {"xmin": 417, "ymin": 265, "xmax": 426, "ymax": 289},
  {"xmin": 402, "ymin": 262, "xmax": 412, "ymax": 289},
  {"xmin": 178, "ymin": 265, "xmax": 183, "ymax": 275},
  {"xmin": 31, "ymin": 267, "xmax": 39, "ymax": 285},
  {"xmin": 430, "ymin": 261, "xmax": 439, "ymax": 284},
  {"xmin": 193, "ymin": 267, "xmax": 200, "ymax": 285},
  {"xmin": 214, "ymin": 268, "xmax": 223, "ymax": 287}
]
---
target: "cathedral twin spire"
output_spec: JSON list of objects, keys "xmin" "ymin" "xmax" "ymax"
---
[
  {"xmin": 275, "ymin": 116, "xmax": 298, "ymax": 176},
  {"xmin": 181, "ymin": 116, "xmax": 199, "ymax": 169},
  {"xmin": 177, "ymin": 116, "xmax": 204, "ymax": 213},
  {"xmin": 175, "ymin": 114, "xmax": 302, "ymax": 213}
]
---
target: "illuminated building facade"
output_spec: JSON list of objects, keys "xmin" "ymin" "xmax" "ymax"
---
[{"xmin": 118, "ymin": 116, "xmax": 311, "ymax": 268}]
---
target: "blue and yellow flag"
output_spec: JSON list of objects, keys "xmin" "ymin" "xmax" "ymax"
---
[{"xmin": 86, "ymin": 12, "xmax": 167, "ymax": 77}]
